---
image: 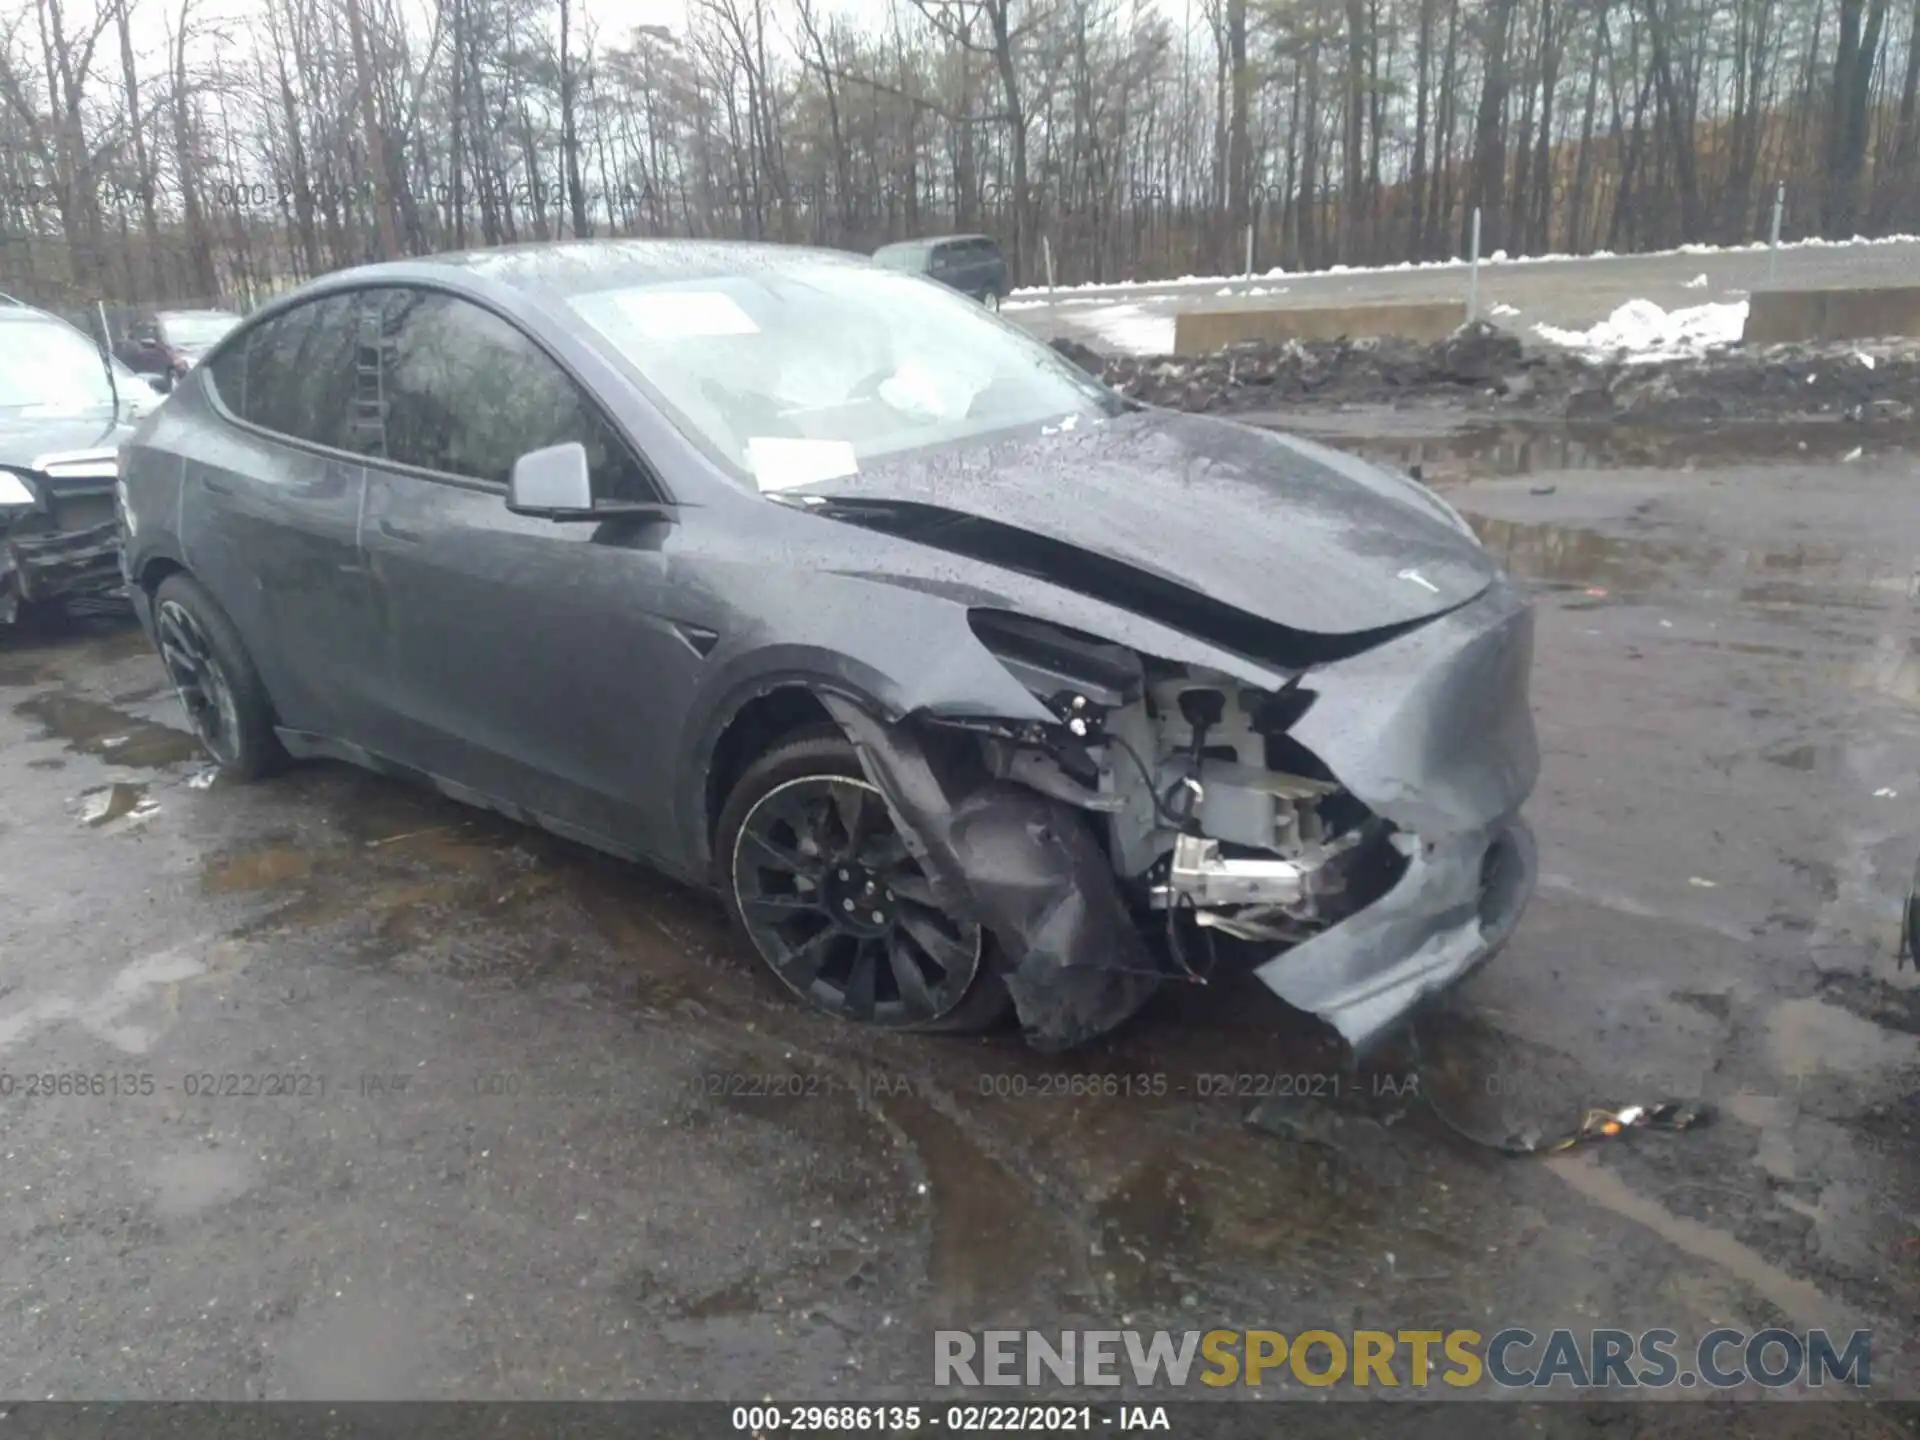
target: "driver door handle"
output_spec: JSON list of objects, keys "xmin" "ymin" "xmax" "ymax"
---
[{"xmin": 375, "ymin": 517, "xmax": 422, "ymax": 544}]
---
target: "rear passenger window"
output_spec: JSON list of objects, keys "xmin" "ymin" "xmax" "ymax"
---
[
  {"xmin": 366, "ymin": 288, "xmax": 654, "ymax": 502},
  {"xmin": 234, "ymin": 294, "xmax": 360, "ymax": 450}
]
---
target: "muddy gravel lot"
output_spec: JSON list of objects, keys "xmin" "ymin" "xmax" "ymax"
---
[{"xmin": 0, "ymin": 419, "xmax": 1917, "ymax": 1426}]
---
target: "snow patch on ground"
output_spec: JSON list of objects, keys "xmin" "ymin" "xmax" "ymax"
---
[
  {"xmin": 1490, "ymin": 302, "xmax": 1520, "ymax": 317},
  {"xmin": 1532, "ymin": 298, "xmax": 1749, "ymax": 362},
  {"xmin": 1684, "ymin": 273, "xmax": 1709, "ymax": 289},
  {"xmin": 1008, "ymin": 231, "xmax": 1920, "ymax": 298},
  {"xmin": 1075, "ymin": 303, "xmax": 1177, "ymax": 355}
]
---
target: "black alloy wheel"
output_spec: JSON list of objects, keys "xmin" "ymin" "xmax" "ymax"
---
[
  {"xmin": 155, "ymin": 596, "xmax": 242, "ymax": 765},
  {"xmin": 149, "ymin": 573, "xmax": 285, "ymax": 780},
  {"xmin": 728, "ymin": 766, "xmax": 987, "ymax": 1028}
]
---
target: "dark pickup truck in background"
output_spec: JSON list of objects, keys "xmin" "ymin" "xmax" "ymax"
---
[{"xmin": 872, "ymin": 235, "xmax": 1011, "ymax": 309}]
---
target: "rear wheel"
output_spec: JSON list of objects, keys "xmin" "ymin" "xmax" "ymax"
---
[
  {"xmin": 151, "ymin": 573, "xmax": 286, "ymax": 780},
  {"xmin": 716, "ymin": 730, "xmax": 1011, "ymax": 1032}
]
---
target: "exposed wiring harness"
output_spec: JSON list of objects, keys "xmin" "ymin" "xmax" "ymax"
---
[{"xmin": 1404, "ymin": 1024, "xmax": 1711, "ymax": 1158}]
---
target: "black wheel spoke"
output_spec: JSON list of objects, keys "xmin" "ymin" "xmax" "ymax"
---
[
  {"xmin": 843, "ymin": 939, "xmax": 880, "ymax": 1020},
  {"xmin": 738, "ymin": 825, "xmax": 820, "ymax": 879},
  {"xmin": 741, "ymin": 891, "xmax": 821, "ymax": 919},
  {"xmin": 862, "ymin": 830, "xmax": 912, "ymax": 871},
  {"xmin": 832, "ymin": 784, "xmax": 873, "ymax": 858},
  {"xmin": 886, "ymin": 869, "xmax": 939, "ymax": 907},
  {"xmin": 732, "ymin": 772, "xmax": 983, "ymax": 1028},
  {"xmin": 773, "ymin": 926, "xmax": 839, "ymax": 990},
  {"xmin": 156, "ymin": 600, "xmax": 237, "ymax": 763},
  {"xmin": 898, "ymin": 905, "xmax": 975, "ymax": 978},
  {"xmin": 886, "ymin": 931, "xmax": 938, "ymax": 1013}
]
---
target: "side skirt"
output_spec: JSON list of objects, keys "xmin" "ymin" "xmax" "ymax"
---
[{"xmin": 271, "ymin": 727, "xmax": 704, "ymax": 887}]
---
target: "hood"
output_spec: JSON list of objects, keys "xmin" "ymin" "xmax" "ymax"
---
[
  {"xmin": 789, "ymin": 410, "xmax": 1496, "ymax": 638},
  {"xmin": 0, "ymin": 413, "xmax": 131, "ymax": 471}
]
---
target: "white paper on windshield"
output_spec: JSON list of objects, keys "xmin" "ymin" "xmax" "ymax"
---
[
  {"xmin": 747, "ymin": 437, "xmax": 858, "ymax": 492},
  {"xmin": 878, "ymin": 355, "xmax": 984, "ymax": 420},
  {"xmin": 612, "ymin": 290, "xmax": 758, "ymax": 341}
]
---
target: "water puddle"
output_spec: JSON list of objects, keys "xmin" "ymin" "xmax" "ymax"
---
[
  {"xmin": 1470, "ymin": 515, "xmax": 1720, "ymax": 593},
  {"xmin": 879, "ymin": 1089, "xmax": 1075, "ymax": 1325},
  {"xmin": 203, "ymin": 845, "xmax": 324, "ymax": 893},
  {"xmin": 13, "ymin": 692, "xmax": 199, "ymax": 767}
]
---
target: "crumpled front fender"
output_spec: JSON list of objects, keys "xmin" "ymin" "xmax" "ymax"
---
[{"xmin": 820, "ymin": 693, "xmax": 1161, "ymax": 1051}]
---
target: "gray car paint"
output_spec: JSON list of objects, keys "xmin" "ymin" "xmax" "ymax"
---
[
  {"xmin": 1257, "ymin": 576, "xmax": 1541, "ymax": 1051},
  {"xmin": 787, "ymin": 409, "xmax": 1497, "ymax": 635},
  {"xmin": 119, "ymin": 239, "xmax": 1538, "ymax": 1053}
]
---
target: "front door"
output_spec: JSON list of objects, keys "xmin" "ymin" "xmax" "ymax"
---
[{"xmin": 351, "ymin": 287, "xmax": 704, "ymax": 861}]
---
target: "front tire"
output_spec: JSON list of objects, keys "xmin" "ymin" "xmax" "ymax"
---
[
  {"xmin": 716, "ymin": 730, "xmax": 1011, "ymax": 1033},
  {"xmin": 151, "ymin": 573, "xmax": 286, "ymax": 780}
]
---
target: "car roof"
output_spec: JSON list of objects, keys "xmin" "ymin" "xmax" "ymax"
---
[
  {"xmin": 387, "ymin": 238, "xmax": 874, "ymax": 299},
  {"xmin": 0, "ymin": 303, "xmax": 79, "ymax": 328}
]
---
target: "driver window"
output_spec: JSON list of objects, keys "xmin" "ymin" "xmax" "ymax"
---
[{"xmin": 366, "ymin": 288, "xmax": 657, "ymax": 503}]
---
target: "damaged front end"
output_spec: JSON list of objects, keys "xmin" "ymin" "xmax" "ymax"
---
[
  {"xmin": 821, "ymin": 579, "xmax": 1539, "ymax": 1058},
  {"xmin": 0, "ymin": 453, "xmax": 127, "ymax": 624}
]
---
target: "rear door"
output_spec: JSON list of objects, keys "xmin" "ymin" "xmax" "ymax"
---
[
  {"xmin": 184, "ymin": 293, "xmax": 382, "ymax": 738},
  {"xmin": 933, "ymin": 239, "xmax": 1001, "ymax": 299},
  {"xmin": 926, "ymin": 241, "xmax": 969, "ymax": 295},
  {"xmin": 355, "ymin": 286, "xmax": 702, "ymax": 860}
]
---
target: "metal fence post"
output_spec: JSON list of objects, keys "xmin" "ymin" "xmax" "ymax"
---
[
  {"xmin": 1467, "ymin": 207, "xmax": 1482, "ymax": 322},
  {"xmin": 1245, "ymin": 222, "xmax": 1254, "ymax": 278},
  {"xmin": 1042, "ymin": 234, "xmax": 1056, "ymax": 291},
  {"xmin": 1769, "ymin": 183, "xmax": 1785, "ymax": 285}
]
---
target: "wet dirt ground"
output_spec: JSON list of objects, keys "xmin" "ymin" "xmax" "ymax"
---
[{"xmin": 0, "ymin": 424, "xmax": 1917, "ymax": 1419}]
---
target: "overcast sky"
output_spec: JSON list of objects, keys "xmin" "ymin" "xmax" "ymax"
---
[{"xmin": 115, "ymin": 0, "xmax": 910, "ymax": 72}]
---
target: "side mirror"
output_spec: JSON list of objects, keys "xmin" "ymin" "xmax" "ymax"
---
[{"xmin": 507, "ymin": 441, "xmax": 595, "ymax": 519}]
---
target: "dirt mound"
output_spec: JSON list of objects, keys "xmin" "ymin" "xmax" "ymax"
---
[{"xmin": 1051, "ymin": 323, "xmax": 1920, "ymax": 426}]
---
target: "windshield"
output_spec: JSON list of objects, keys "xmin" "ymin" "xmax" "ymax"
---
[
  {"xmin": 871, "ymin": 245, "xmax": 924, "ymax": 273},
  {"xmin": 566, "ymin": 264, "xmax": 1121, "ymax": 491},
  {"xmin": 0, "ymin": 318, "xmax": 118, "ymax": 416},
  {"xmin": 160, "ymin": 312, "xmax": 239, "ymax": 348}
]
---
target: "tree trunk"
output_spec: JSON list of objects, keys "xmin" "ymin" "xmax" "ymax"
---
[
  {"xmin": 344, "ymin": 0, "xmax": 401, "ymax": 258},
  {"xmin": 559, "ymin": 0, "xmax": 591, "ymax": 236}
]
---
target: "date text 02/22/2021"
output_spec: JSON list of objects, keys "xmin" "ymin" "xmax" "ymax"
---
[{"xmin": 730, "ymin": 1406, "xmax": 1169, "ymax": 1433}]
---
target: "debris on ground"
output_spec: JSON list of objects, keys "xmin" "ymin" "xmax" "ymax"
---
[
  {"xmin": 80, "ymin": 781, "xmax": 158, "ymax": 827},
  {"xmin": 1053, "ymin": 321, "xmax": 1920, "ymax": 426}
]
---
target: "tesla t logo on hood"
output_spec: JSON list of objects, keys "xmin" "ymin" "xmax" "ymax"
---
[{"xmin": 1398, "ymin": 568, "xmax": 1441, "ymax": 593}]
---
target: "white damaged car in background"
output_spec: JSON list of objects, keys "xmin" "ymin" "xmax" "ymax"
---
[{"xmin": 0, "ymin": 297, "xmax": 163, "ymax": 623}]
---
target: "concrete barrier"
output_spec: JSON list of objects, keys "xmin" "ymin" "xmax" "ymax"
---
[
  {"xmin": 1743, "ymin": 286, "xmax": 1920, "ymax": 345},
  {"xmin": 1173, "ymin": 299, "xmax": 1469, "ymax": 354}
]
